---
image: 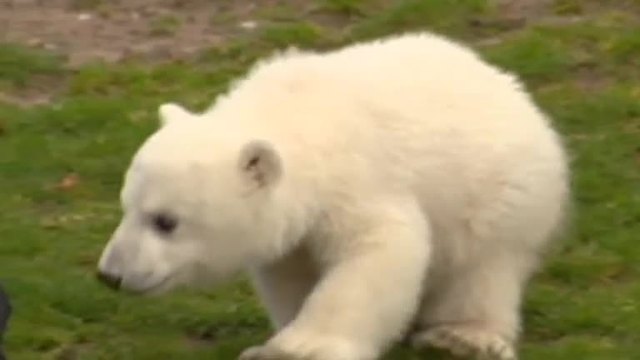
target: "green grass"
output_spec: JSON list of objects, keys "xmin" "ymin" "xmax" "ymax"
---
[
  {"xmin": 0, "ymin": 44, "xmax": 65, "ymax": 89},
  {"xmin": 1, "ymin": 0, "xmax": 639, "ymax": 359}
]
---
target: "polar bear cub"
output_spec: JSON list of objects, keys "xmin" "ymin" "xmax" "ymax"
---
[{"xmin": 96, "ymin": 32, "xmax": 569, "ymax": 360}]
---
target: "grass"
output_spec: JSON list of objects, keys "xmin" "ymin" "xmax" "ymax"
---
[
  {"xmin": 0, "ymin": 45, "xmax": 65, "ymax": 89},
  {"xmin": 1, "ymin": 0, "xmax": 639, "ymax": 359}
]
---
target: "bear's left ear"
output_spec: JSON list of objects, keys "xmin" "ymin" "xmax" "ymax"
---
[
  {"xmin": 158, "ymin": 103, "xmax": 193, "ymax": 127},
  {"xmin": 238, "ymin": 140, "xmax": 282, "ymax": 189}
]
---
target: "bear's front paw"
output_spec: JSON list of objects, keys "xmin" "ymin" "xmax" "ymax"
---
[
  {"xmin": 238, "ymin": 345, "xmax": 301, "ymax": 360},
  {"xmin": 412, "ymin": 325, "xmax": 517, "ymax": 360},
  {"xmin": 239, "ymin": 330, "xmax": 373, "ymax": 360}
]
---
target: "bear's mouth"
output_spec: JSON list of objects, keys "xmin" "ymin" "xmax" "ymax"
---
[{"xmin": 122, "ymin": 274, "xmax": 175, "ymax": 296}]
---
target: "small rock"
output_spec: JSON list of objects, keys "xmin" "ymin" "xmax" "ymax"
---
[
  {"xmin": 43, "ymin": 43, "xmax": 57, "ymax": 51},
  {"xmin": 239, "ymin": 20, "xmax": 257, "ymax": 30},
  {"xmin": 26, "ymin": 38, "xmax": 42, "ymax": 47},
  {"xmin": 77, "ymin": 12, "xmax": 92, "ymax": 21}
]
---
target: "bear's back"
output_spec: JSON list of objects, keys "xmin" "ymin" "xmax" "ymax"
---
[{"xmin": 205, "ymin": 33, "xmax": 566, "ymax": 212}]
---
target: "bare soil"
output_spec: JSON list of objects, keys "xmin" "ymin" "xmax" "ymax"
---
[
  {"xmin": 0, "ymin": 0, "xmax": 312, "ymax": 67},
  {"xmin": 0, "ymin": 0, "xmax": 557, "ymax": 68}
]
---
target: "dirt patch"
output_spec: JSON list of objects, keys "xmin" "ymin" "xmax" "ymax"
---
[
  {"xmin": 0, "ymin": 0, "xmax": 315, "ymax": 67},
  {"xmin": 0, "ymin": 0, "xmax": 576, "ymax": 68},
  {"xmin": 0, "ymin": 0, "xmax": 341, "ymax": 106},
  {"xmin": 0, "ymin": 89, "xmax": 55, "ymax": 106},
  {"xmin": 494, "ymin": 0, "xmax": 553, "ymax": 22},
  {"xmin": 52, "ymin": 341, "xmax": 96, "ymax": 360},
  {"xmin": 184, "ymin": 326, "xmax": 218, "ymax": 349},
  {"xmin": 0, "ymin": 73, "xmax": 66, "ymax": 107}
]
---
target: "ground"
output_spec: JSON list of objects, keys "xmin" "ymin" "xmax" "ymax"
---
[{"xmin": 0, "ymin": 0, "xmax": 639, "ymax": 359}]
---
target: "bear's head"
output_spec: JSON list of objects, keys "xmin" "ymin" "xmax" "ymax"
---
[{"xmin": 96, "ymin": 103, "xmax": 287, "ymax": 295}]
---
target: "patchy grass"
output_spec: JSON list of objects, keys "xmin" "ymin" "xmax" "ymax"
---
[
  {"xmin": 149, "ymin": 15, "xmax": 183, "ymax": 37},
  {"xmin": 1, "ymin": 0, "xmax": 639, "ymax": 359},
  {"xmin": 319, "ymin": 0, "xmax": 369, "ymax": 17},
  {"xmin": 350, "ymin": 0, "xmax": 491, "ymax": 41},
  {"xmin": 483, "ymin": 29, "xmax": 574, "ymax": 84},
  {"xmin": 260, "ymin": 22, "xmax": 328, "ymax": 48},
  {"xmin": 0, "ymin": 44, "xmax": 65, "ymax": 89}
]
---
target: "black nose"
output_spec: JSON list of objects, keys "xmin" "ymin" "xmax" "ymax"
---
[{"xmin": 96, "ymin": 271, "xmax": 122, "ymax": 290}]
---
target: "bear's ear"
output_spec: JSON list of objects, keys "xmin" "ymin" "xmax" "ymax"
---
[
  {"xmin": 238, "ymin": 140, "xmax": 282, "ymax": 189},
  {"xmin": 158, "ymin": 103, "xmax": 193, "ymax": 127}
]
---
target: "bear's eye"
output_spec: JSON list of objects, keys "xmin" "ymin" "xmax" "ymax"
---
[{"xmin": 152, "ymin": 213, "xmax": 178, "ymax": 235}]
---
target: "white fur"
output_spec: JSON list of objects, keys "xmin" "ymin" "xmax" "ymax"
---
[{"xmin": 97, "ymin": 32, "xmax": 569, "ymax": 360}]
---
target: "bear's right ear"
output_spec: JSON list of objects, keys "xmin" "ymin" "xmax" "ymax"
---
[
  {"xmin": 238, "ymin": 140, "xmax": 283, "ymax": 190},
  {"xmin": 158, "ymin": 103, "xmax": 193, "ymax": 127}
]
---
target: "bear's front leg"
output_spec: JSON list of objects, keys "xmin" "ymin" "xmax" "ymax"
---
[
  {"xmin": 239, "ymin": 198, "xmax": 431, "ymax": 360},
  {"xmin": 249, "ymin": 244, "xmax": 319, "ymax": 330}
]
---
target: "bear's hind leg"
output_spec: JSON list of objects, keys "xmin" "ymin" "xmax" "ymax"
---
[{"xmin": 412, "ymin": 252, "xmax": 535, "ymax": 360}]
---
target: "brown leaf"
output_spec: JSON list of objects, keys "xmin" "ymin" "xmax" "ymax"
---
[{"xmin": 55, "ymin": 173, "xmax": 80, "ymax": 191}]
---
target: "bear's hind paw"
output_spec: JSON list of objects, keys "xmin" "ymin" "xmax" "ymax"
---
[{"xmin": 411, "ymin": 325, "xmax": 517, "ymax": 360}]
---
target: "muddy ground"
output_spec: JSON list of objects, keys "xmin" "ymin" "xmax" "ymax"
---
[{"xmin": 0, "ymin": 0, "xmax": 551, "ymax": 67}]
